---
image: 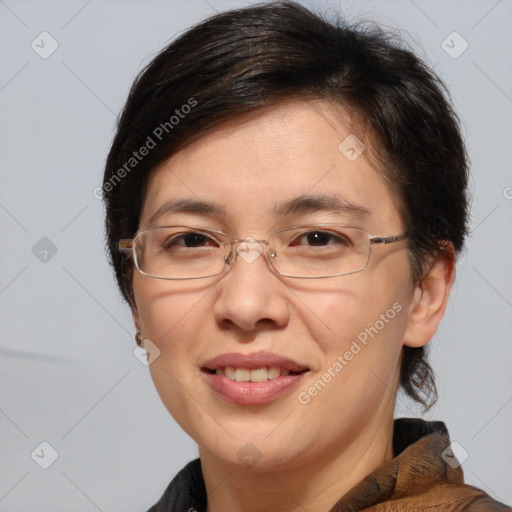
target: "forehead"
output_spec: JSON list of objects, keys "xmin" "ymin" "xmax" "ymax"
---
[{"xmin": 140, "ymin": 100, "xmax": 402, "ymax": 233}]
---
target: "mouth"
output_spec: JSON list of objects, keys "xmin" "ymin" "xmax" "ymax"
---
[
  {"xmin": 201, "ymin": 352, "xmax": 310, "ymax": 405},
  {"xmin": 204, "ymin": 366, "xmax": 307, "ymax": 381}
]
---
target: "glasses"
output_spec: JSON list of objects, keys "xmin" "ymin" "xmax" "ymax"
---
[{"xmin": 118, "ymin": 224, "xmax": 409, "ymax": 280}]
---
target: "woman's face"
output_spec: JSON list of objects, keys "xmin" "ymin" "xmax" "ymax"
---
[{"xmin": 132, "ymin": 100, "xmax": 415, "ymax": 471}]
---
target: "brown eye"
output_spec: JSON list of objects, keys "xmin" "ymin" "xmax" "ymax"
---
[
  {"xmin": 290, "ymin": 230, "xmax": 351, "ymax": 248},
  {"xmin": 305, "ymin": 231, "xmax": 331, "ymax": 246},
  {"xmin": 180, "ymin": 232, "xmax": 208, "ymax": 247},
  {"xmin": 163, "ymin": 231, "xmax": 216, "ymax": 249}
]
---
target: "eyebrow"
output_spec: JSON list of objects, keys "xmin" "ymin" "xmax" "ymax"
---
[
  {"xmin": 148, "ymin": 193, "xmax": 371, "ymax": 225},
  {"xmin": 148, "ymin": 198, "xmax": 226, "ymax": 224},
  {"xmin": 272, "ymin": 194, "xmax": 371, "ymax": 219}
]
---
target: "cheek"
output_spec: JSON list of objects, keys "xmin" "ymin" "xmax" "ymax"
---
[
  {"xmin": 291, "ymin": 268, "xmax": 411, "ymax": 406},
  {"xmin": 133, "ymin": 274, "xmax": 214, "ymax": 342},
  {"xmin": 293, "ymin": 293, "xmax": 408, "ymax": 433},
  {"xmin": 291, "ymin": 266, "xmax": 410, "ymax": 353},
  {"xmin": 135, "ymin": 282, "xmax": 218, "ymax": 376},
  {"xmin": 133, "ymin": 278, "xmax": 216, "ymax": 430}
]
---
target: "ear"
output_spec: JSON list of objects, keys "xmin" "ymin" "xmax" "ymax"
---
[{"xmin": 403, "ymin": 244, "xmax": 456, "ymax": 348}]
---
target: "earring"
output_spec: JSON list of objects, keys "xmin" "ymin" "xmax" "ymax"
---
[{"xmin": 135, "ymin": 332, "xmax": 144, "ymax": 346}]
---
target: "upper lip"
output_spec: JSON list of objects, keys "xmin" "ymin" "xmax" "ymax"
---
[{"xmin": 202, "ymin": 351, "xmax": 310, "ymax": 373}]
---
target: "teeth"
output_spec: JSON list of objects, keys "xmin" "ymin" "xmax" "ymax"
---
[
  {"xmin": 250, "ymin": 368, "xmax": 267, "ymax": 382},
  {"xmin": 267, "ymin": 366, "xmax": 280, "ymax": 379},
  {"xmin": 216, "ymin": 365, "xmax": 292, "ymax": 382},
  {"xmin": 234, "ymin": 368, "xmax": 250, "ymax": 382}
]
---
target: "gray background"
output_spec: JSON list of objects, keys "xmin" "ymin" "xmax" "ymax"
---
[{"xmin": 1, "ymin": 0, "xmax": 511, "ymax": 510}]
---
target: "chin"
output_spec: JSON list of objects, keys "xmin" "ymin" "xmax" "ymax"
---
[{"xmin": 193, "ymin": 417, "xmax": 318, "ymax": 471}]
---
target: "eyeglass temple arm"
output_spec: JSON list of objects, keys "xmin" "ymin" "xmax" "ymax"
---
[{"xmin": 369, "ymin": 234, "xmax": 409, "ymax": 245}]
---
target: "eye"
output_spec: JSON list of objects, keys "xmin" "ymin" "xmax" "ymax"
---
[
  {"xmin": 163, "ymin": 231, "xmax": 218, "ymax": 249},
  {"xmin": 290, "ymin": 230, "xmax": 351, "ymax": 248}
]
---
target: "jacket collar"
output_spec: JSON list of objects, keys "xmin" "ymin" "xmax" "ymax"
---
[{"xmin": 330, "ymin": 418, "xmax": 460, "ymax": 510}]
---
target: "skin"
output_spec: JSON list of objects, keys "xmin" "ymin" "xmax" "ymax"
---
[{"xmin": 131, "ymin": 100, "xmax": 455, "ymax": 512}]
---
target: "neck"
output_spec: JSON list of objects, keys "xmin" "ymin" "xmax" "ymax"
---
[{"xmin": 201, "ymin": 413, "xmax": 395, "ymax": 512}]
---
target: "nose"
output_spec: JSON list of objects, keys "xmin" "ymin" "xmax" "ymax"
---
[{"xmin": 213, "ymin": 240, "xmax": 290, "ymax": 333}]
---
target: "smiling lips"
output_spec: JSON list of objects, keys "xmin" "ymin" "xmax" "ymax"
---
[{"xmin": 202, "ymin": 352, "xmax": 310, "ymax": 405}]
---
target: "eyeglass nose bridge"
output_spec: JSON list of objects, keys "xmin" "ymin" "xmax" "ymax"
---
[{"xmin": 224, "ymin": 238, "xmax": 274, "ymax": 267}]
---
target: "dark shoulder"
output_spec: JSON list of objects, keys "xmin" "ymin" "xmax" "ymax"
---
[{"xmin": 146, "ymin": 459, "xmax": 206, "ymax": 512}]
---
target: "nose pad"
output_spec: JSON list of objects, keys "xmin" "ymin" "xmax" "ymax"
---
[
  {"xmin": 235, "ymin": 238, "xmax": 265, "ymax": 264},
  {"xmin": 223, "ymin": 238, "xmax": 274, "ymax": 274}
]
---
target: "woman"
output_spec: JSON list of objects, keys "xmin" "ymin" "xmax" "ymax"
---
[{"xmin": 103, "ymin": 2, "xmax": 511, "ymax": 510}]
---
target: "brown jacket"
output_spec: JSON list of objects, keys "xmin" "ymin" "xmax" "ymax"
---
[
  {"xmin": 147, "ymin": 418, "xmax": 511, "ymax": 511},
  {"xmin": 332, "ymin": 418, "xmax": 510, "ymax": 511}
]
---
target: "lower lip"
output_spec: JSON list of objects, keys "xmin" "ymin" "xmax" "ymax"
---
[{"xmin": 203, "ymin": 371, "xmax": 307, "ymax": 405}]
